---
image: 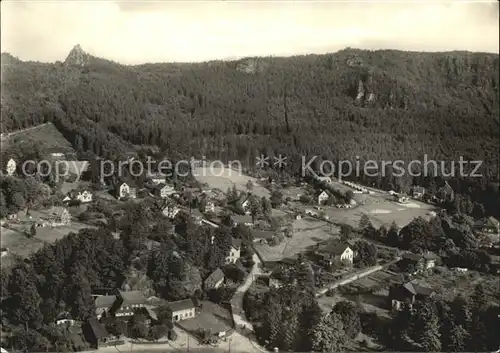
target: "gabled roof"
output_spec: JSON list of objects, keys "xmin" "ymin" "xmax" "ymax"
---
[
  {"xmin": 168, "ymin": 298, "xmax": 196, "ymax": 312},
  {"xmin": 474, "ymin": 216, "xmax": 500, "ymax": 230},
  {"xmin": 95, "ymin": 295, "xmax": 117, "ymax": 308},
  {"xmin": 205, "ymin": 268, "xmax": 225, "ymax": 284},
  {"xmin": 317, "ymin": 189, "xmax": 330, "ymax": 197},
  {"xmin": 86, "ymin": 317, "xmax": 109, "ymax": 339},
  {"xmin": 231, "ymin": 193, "xmax": 250, "ymax": 207},
  {"xmin": 319, "ymin": 241, "xmax": 351, "ymax": 256},
  {"xmin": 403, "ymin": 281, "xmax": 434, "ymax": 296},
  {"xmin": 56, "ymin": 311, "xmax": 73, "ymax": 321},
  {"xmin": 252, "ymin": 230, "xmax": 275, "ymax": 240},
  {"xmin": 231, "ymin": 238, "xmax": 242, "ymax": 250},
  {"xmin": 233, "ymin": 214, "xmax": 253, "ymax": 224},
  {"xmin": 118, "ymin": 290, "xmax": 146, "ymax": 305}
]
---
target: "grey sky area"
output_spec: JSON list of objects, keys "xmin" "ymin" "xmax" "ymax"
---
[{"xmin": 1, "ymin": 1, "xmax": 498, "ymax": 64}]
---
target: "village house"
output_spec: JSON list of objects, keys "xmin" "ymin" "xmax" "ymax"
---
[
  {"xmin": 82, "ymin": 317, "xmax": 113, "ymax": 349},
  {"xmin": 392, "ymin": 193, "xmax": 409, "ymax": 203},
  {"xmin": 5, "ymin": 158, "xmax": 16, "ymax": 176},
  {"xmin": 316, "ymin": 241, "xmax": 354, "ymax": 267},
  {"xmin": 435, "ymin": 181, "xmax": 455, "ymax": 202},
  {"xmin": 269, "ymin": 267, "xmax": 287, "ymax": 289},
  {"xmin": 45, "ymin": 147, "xmax": 67, "ymax": 160},
  {"xmin": 63, "ymin": 189, "xmax": 93, "ymax": 204},
  {"xmin": 110, "ymin": 290, "xmax": 147, "ymax": 318},
  {"xmin": 168, "ymin": 298, "xmax": 198, "ymax": 322},
  {"xmin": 162, "ymin": 204, "xmax": 180, "ymax": 219},
  {"xmin": 94, "ymin": 295, "xmax": 117, "ymax": 319},
  {"xmin": 148, "ymin": 173, "xmax": 166, "ymax": 185},
  {"xmin": 231, "ymin": 193, "xmax": 251, "ymax": 214},
  {"xmin": 156, "ymin": 184, "xmax": 176, "ymax": 198},
  {"xmin": 316, "ymin": 176, "xmax": 332, "ymax": 184},
  {"xmin": 473, "ymin": 216, "xmax": 500, "ymax": 236},
  {"xmin": 43, "ymin": 206, "xmax": 71, "ymax": 226},
  {"xmin": 225, "ymin": 238, "xmax": 242, "ymax": 264},
  {"xmin": 232, "ymin": 214, "xmax": 253, "ymax": 227},
  {"xmin": 411, "ymin": 186, "xmax": 425, "ymax": 199},
  {"xmin": 114, "ymin": 181, "xmax": 136, "ymax": 200},
  {"xmin": 204, "ymin": 268, "xmax": 225, "ymax": 290},
  {"xmin": 252, "ymin": 230, "xmax": 276, "ymax": 244},
  {"xmin": 317, "ymin": 190, "xmax": 329, "ymax": 205},
  {"xmin": 389, "ymin": 281, "xmax": 435, "ymax": 311},
  {"xmin": 202, "ymin": 200, "xmax": 216, "ymax": 213},
  {"xmin": 397, "ymin": 252, "xmax": 439, "ymax": 275},
  {"xmin": 55, "ymin": 311, "xmax": 75, "ymax": 327},
  {"xmin": 189, "ymin": 209, "xmax": 204, "ymax": 225}
]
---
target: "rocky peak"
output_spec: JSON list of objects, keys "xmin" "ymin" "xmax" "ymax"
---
[{"xmin": 64, "ymin": 44, "xmax": 90, "ymax": 67}]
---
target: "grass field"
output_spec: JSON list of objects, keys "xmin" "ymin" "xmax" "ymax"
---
[
  {"xmin": 1, "ymin": 208, "xmax": 95, "ymax": 259},
  {"xmin": 318, "ymin": 180, "xmax": 438, "ymax": 228},
  {"xmin": 254, "ymin": 216, "xmax": 336, "ymax": 262},
  {"xmin": 1, "ymin": 122, "xmax": 74, "ymax": 152},
  {"xmin": 193, "ymin": 166, "xmax": 270, "ymax": 198},
  {"xmin": 1, "ymin": 226, "xmax": 46, "ymax": 258}
]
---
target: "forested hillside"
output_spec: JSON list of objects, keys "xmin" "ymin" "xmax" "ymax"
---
[{"xmin": 1, "ymin": 47, "xmax": 499, "ymax": 213}]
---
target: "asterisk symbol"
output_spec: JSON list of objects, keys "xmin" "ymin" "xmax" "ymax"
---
[
  {"xmin": 274, "ymin": 154, "xmax": 287, "ymax": 168},
  {"xmin": 256, "ymin": 154, "xmax": 269, "ymax": 168}
]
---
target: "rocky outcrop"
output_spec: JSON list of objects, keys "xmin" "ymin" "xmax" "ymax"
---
[
  {"xmin": 235, "ymin": 57, "xmax": 269, "ymax": 74},
  {"xmin": 64, "ymin": 44, "xmax": 90, "ymax": 67}
]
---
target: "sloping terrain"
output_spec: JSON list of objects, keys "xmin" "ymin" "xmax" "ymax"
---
[
  {"xmin": 0, "ymin": 122, "xmax": 73, "ymax": 152},
  {"xmin": 0, "ymin": 47, "xmax": 498, "ymax": 176}
]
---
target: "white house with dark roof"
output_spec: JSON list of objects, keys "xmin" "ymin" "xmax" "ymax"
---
[
  {"xmin": 389, "ymin": 280, "xmax": 435, "ymax": 311},
  {"xmin": 95, "ymin": 295, "xmax": 117, "ymax": 319},
  {"xmin": 63, "ymin": 189, "xmax": 93, "ymax": 204},
  {"xmin": 111, "ymin": 290, "xmax": 147, "ymax": 318},
  {"xmin": 55, "ymin": 311, "xmax": 75, "ymax": 326},
  {"xmin": 115, "ymin": 181, "xmax": 136, "ymax": 200},
  {"xmin": 225, "ymin": 238, "xmax": 242, "ymax": 264},
  {"xmin": 317, "ymin": 190, "xmax": 329, "ymax": 205},
  {"xmin": 316, "ymin": 241, "xmax": 354, "ymax": 266},
  {"xmin": 158, "ymin": 184, "xmax": 176, "ymax": 198},
  {"xmin": 168, "ymin": 298, "xmax": 197, "ymax": 322},
  {"xmin": 204, "ymin": 268, "xmax": 225, "ymax": 290},
  {"xmin": 5, "ymin": 158, "xmax": 16, "ymax": 176}
]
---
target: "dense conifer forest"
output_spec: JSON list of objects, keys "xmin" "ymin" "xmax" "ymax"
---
[{"xmin": 1, "ymin": 47, "xmax": 499, "ymax": 215}]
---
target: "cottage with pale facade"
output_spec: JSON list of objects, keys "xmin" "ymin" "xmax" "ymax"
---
[
  {"xmin": 168, "ymin": 298, "xmax": 198, "ymax": 322},
  {"xmin": 162, "ymin": 204, "xmax": 180, "ymax": 219},
  {"xmin": 5, "ymin": 158, "xmax": 16, "ymax": 176},
  {"xmin": 110, "ymin": 290, "xmax": 147, "ymax": 319},
  {"xmin": 225, "ymin": 238, "xmax": 241, "ymax": 264},
  {"xmin": 316, "ymin": 241, "xmax": 354, "ymax": 266},
  {"xmin": 157, "ymin": 184, "xmax": 176, "ymax": 198},
  {"xmin": 115, "ymin": 181, "xmax": 136, "ymax": 200},
  {"xmin": 63, "ymin": 190, "xmax": 93, "ymax": 204},
  {"xmin": 317, "ymin": 190, "xmax": 329, "ymax": 205},
  {"xmin": 204, "ymin": 268, "xmax": 225, "ymax": 290},
  {"xmin": 411, "ymin": 186, "xmax": 425, "ymax": 199}
]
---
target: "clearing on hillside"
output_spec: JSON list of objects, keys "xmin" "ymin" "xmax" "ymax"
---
[
  {"xmin": 1, "ymin": 122, "xmax": 73, "ymax": 153},
  {"xmin": 193, "ymin": 166, "xmax": 270, "ymax": 198}
]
